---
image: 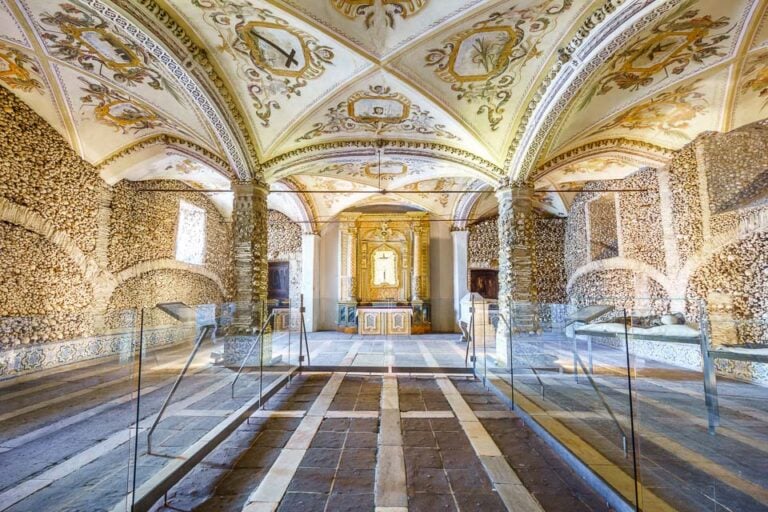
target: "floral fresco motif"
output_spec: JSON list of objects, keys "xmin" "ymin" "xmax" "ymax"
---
[
  {"xmin": 192, "ymin": 1, "xmax": 334, "ymax": 127},
  {"xmin": 579, "ymin": 0, "xmax": 732, "ymax": 109},
  {"xmin": 559, "ymin": 158, "xmax": 627, "ymax": 177},
  {"xmin": 331, "ymin": 0, "xmax": 427, "ymax": 29},
  {"xmin": 298, "ymin": 85, "xmax": 457, "ymax": 141},
  {"xmin": 0, "ymin": 44, "xmax": 44, "ymax": 93},
  {"xmin": 39, "ymin": 1, "xmax": 175, "ymax": 93},
  {"xmin": 79, "ymin": 77, "xmax": 179, "ymax": 135},
  {"xmin": 318, "ymin": 161, "xmax": 414, "ymax": 181},
  {"xmin": 426, "ymin": 0, "xmax": 572, "ymax": 130},
  {"xmin": 591, "ymin": 80, "xmax": 708, "ymax": 138},
  {"xmin": 741, "ymin": 51, "xmax": 768, "ymax": 109},
  {"xmin": 402, "ymin": 177, "xmax": 458, "ymax": 208}
]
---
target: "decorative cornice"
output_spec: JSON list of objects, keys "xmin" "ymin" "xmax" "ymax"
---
[
  {"xmin": 262, "ymin": 140, "xmax": 503, "ymax": 179},
  {"xmin": 95, "ymin": 134, "xmax": 232, "ymax": 175},
  {"xmin": 502, "ymin": 0, "xmax": 632, "ymax": 173},
  {"xmin": 113, "ymin": 0, "xmax": 262, "ymax": 175},
  {"xmin": 535, "ymin": 137, "xmax": 674, "ymax": 176}
]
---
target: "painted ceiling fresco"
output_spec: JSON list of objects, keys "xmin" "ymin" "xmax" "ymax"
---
[
  {"xmin": 0, "ymin": 0, "xmax": 235, "ymax": 210},
  {"xmin": 2, "ymin": 0, "xmax": 768, "ymax": 224}
]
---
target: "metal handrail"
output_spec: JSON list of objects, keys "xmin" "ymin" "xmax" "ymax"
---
[
  {"xmin": 231, "ymin": 310, "xmax": 275, "ymax": 399},
  {"xmin": 146, "ymin": 324, "xmax": 215, "ymax": 455}
]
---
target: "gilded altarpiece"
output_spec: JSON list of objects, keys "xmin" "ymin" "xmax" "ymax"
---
[{"xmin": 337, "ymin": 213, "xmax": 431, "ymax": 334}]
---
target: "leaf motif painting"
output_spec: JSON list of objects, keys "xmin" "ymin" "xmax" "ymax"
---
[{"xmin": 426, "ymin": 0, "xmax": 573, "ymax": 131}]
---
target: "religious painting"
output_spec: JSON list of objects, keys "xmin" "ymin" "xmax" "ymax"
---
[
  {"xmin": 39, "ymin": 2, "xmax": 174, "ymax": 92},
  {"xmin": 238, "ymin": 22, "xmax": 311, "ymax": 78},
  {"xmin": 372, "ymin": 246, "xmax": 398, "ymax": 287},
  {"xmin": 348, "ymin": 90, "xmax": 410, "ymax": 123},
  {"xmin": 268, "ymin": 261, "xmax": 290, "ymax": 300},
  {"xmin": 470, "ymin": 269, "xmax": 498, "ymax": 300}
]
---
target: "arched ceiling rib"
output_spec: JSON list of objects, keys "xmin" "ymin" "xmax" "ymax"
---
[{"xmin": 2, "ymin": 0, "xmax": 768, "ymax": 222}]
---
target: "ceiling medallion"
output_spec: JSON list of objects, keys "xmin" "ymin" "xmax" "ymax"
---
[
  {"xmin": 194, "ymin": 2, "xmax": 334, "ymax": 127},
  {"xmin": 426, "ymin": 0, "xmax": 573, "ymax": 130},
  {"xmin": 298, "ymin": 85, "xmax": 457, "ymax": 141},
  {"xmin": 331, "ymin": 0, "xmax": 427, "ymax": 29},
  {"xmin": 577, "ymin": 0, "xmax": 732, "ymax": 110},
  {"xmin": 79, "ymin": 77, "xmax": 181, "ymax": 135},
  {"xmin": 39, "ymin": 3, "xmax": 173, "ymax": 92},
  {"xmin": 0, "ymin": 44, "xmax": 44, "ymax": 93},
  {"xmin": 364, "ymin": 161, "xmax": 407, "ymax": 179}
]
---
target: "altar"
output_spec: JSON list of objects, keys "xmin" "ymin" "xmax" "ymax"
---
[{"xmin": 336, "ymin": 212, "xmax": 431, "ymax": 335}]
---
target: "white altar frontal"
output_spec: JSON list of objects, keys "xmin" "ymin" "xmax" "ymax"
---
[{"xmin": 358, "ymin": 307, "xmax": 411, "ymax": 336}]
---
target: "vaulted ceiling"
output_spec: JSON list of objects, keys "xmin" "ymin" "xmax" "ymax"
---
[{"xmin": 0, "ymin": 0, "xmax": 767, "ymax": 224}]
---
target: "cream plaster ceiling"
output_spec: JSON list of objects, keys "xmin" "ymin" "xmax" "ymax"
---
[{"xmin": 2, "ymin": 0, "xmax": 768, "ymax": 224}]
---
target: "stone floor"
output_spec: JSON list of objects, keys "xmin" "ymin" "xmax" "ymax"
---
[
  {"xmin": 150, "ymin": 373, "xmax": 611, "ymax": 512},
  {"xmin": 3, "ymin": 329, "xmax": 768, "ymax": 511}
]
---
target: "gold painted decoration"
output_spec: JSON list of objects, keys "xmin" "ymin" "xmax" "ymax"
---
[
  {"xmin": 331, "ymin": 0, "xmax": 427, "ymax": 29},
  {"xmin": 298, "ymin": 85, "xmax": 457, "ymax": 140},
  {"xmin": 591, "ymin": 80, "xmax": 708, "ymax": 138},
  {"xmin": 39, "ymin": 2, "xmax": 175, "ymax": 93},
  {"xmin": 741, "ymin": 51, "xmax": 768, "ymax": 109},
  {"xmin": 578, "ymin": 0, "xmax": 732, "ymax": 109},
  {"xmin": 193, "ymin": 1, "xmax": 334, "ymax": 127},
  {"xmin": 0, "ymin": 44, "xmax": 44, "ymax": 93},
  {"xmin": 79, "ymin": 77, "xmax": 179, "ymax": 135},
  {"xmin": 426, "ymin": 0, "xmax": 572, "ymax": 130}
]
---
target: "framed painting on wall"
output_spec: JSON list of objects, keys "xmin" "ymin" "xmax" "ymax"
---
[
  {"xmin": 268, "ymin": 261, "xmax": 290, "ymax": 301},
  {"xmin": 470, "ymin": 269, "xmax": 499, "ymax": 300}
]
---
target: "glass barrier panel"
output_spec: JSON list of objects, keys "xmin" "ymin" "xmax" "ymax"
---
[
  {"xmin": 487, "ymin": 297, "xmax": 641, "ymax": 510},
  {"xmin": 628, "ymin": 297, "xmax": 768, "ymax": 512},
  {"xmin": 0, "ymin": 309, "xmax": 139, "ymax": 512},
  {"xmin": 130, "ymin": 301, "xmax": 298, "ymax": 507}
]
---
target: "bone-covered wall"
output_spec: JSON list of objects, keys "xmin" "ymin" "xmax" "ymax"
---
[{"xmin": 0, "ymin": 86, "xmax": 233, "ymax": 376}]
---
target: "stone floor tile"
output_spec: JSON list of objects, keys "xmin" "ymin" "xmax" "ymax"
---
[
  {"xmin": 339, "ymin": 448, "xmax": 377, "ymax": 470},
  {"xmin": 300, "ymin": 448, "xmax": 342, "ymax": 468},
  {"xmin": 407, "ymin": 493, "xmax": 458, "ymax": 512},
  {"xmin": 326, "ymin": 492, "xmax": 375, "ymax": 512},
  {"xmin": 406, "ymin": 467, "xmax": 451, "ymax": 495},
  {"xmin": 404, "ymin": 447, "xmax": 443, "ymax": 469},
  {"xmin": 446, "ymin": 469, "xmax": 493, "ymax": 494},
  {"xmin": 403, "ymin": 429, "xmax": 436, "ymax": 448},
  {"xmin": 453, "ymin": 492, "xmax": 507, "ymax": 512},
  {"xmin": 345, "ymin": 432, "xmax": 377, "ymax": 448},
  {"xmin": 310, "ymin": 431, "xmax": 346, "ymax": 449},
  {"xmin": 287, "ymin": 467, "xmax": 335, "ymax": 494},
  {"xmin": 276, "ymin": 491, "xmax": 327, "ymax": 512},
  {"xmin": 331, "ymin": 469, "xmax": 375, "ymax": 494}
]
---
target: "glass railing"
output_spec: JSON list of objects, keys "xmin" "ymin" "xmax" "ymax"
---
[
  {"xmin": 0, "ymin": 309, "xmax": 140, "ymax": 512},
  {"xmin": 475, "ymin": 296, "xmax": 768, "ymax": 512},
  {"xmin": 128, "ymin": 300, "xmax": 301, "ymax": 510}
]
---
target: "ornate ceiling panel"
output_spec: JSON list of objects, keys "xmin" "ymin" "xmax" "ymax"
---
[
  {"xmin": 549, "ymin": 65, "xmax": 730, "ymax": 157},
  {"xmin": 388, "ymin": 0, "xmax": 594, "ymax": 163},
  {"xmin": 538, "ymin": 0, "xmax": 754, "ymax": 166},
  {"xmin": 0, "ymin": 0, "xmax": 235, "ymax": 183},
  {"xmin": 277, "ymin": 70, "xmax": 493, "ymax": 160},
  {"xmin": 276, "ymin": 0, "xmax": 485, "ymax": 59},
  {"xmin": 164, "ymin": 0, "xmax": 372, "ymax": 158}
]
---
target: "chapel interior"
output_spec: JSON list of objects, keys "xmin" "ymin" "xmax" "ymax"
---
[{"xmin": 1, "ymin": 0, "xmax": 768, "ymax": 511}]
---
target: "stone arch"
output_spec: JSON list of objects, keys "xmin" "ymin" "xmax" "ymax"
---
[
  {"xmin": 0, "ymin": 198, "xmax": 107, "ymax": 284},
  {"xmin": 566, "ymin": 257, "xmax": 674, "ymax": 299},
  {"xmin": 110, "ymin": 259, "xmax": 227, "ymax": 298}
]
